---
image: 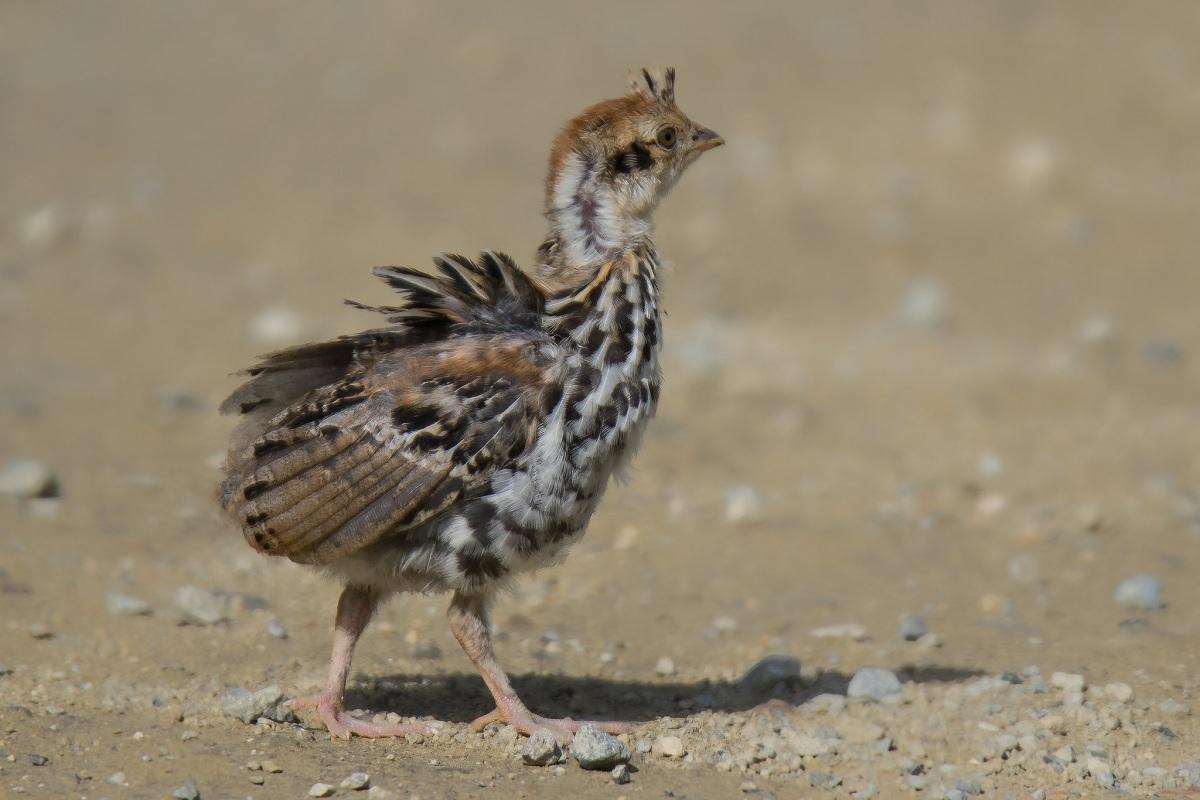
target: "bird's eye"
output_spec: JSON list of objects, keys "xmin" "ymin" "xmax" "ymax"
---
[{"xmin": 656, "ymin": 126, "xmax": 677, "ymax": 149}]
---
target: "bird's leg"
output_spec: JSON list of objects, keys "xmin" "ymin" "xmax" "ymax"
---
[
  {"xmin": 289, "ymin": 584, "xmax": 431, "ymax": 739},
  {"xmin": 447, "ymin": 591, "xmax": 629, "ymax": 739}
]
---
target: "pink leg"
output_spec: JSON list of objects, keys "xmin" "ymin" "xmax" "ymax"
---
[
  {"xmin": 447, "ymin": 592, "xmax": 629, "ymax": 740},
  {"xmin": 289, "ymin": 585, "xmax": 432, "ymax": 739}
]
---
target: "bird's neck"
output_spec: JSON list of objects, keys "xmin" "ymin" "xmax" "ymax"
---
[{"xmin": 542, "ymin": 151, "xmax": 654, "ymax": 277}]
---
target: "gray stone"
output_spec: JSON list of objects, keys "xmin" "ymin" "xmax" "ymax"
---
[
  {"xmin": 808, "ymin": 771, "xmax": 841, "ymax": 788},
  {"xmin": 265, "ymin": 619, "xmax": 289, "ymax": 639},
  {"xmin": 340, "ymin": 772, "xmax": 370, "ymax": 790},
  {"xmin": 220, "ymin": 684, "xmax": 295, "ymax": 724},
  {"xmin": 105, "ymin": 592, "xmax": 152, "ymax": 616},
  {"xmin": 740, "ymin": 655, "xmax": 801, "ymax": 689},
  {"xmin": 1159, "ymin": 699, "xmax": 1190, "ymax": 717},
  {"xmin": 1114, "ymin": 574, "xmax": 1164, "ymax": 609},
  {"xmin": 175, "ymin": 585, "xmax": 228, "ymax": 625},
  {"xmin": 308, "ymin": 784, "xmax": 335, "ymax": 798},
  {"xmin": 847, "ymin": 667, "xmax": 902, "ymax": 701},
  {"xmin": 570, "ymin": 724, "xmax": 631, "ymax": 770},
  {"xmin": 0, "ymin": 459, "xmax": 58, "ymax": 499},
  {"xmin": 30, "ymin": 754, "xmax": 48, "ymax": 766},
  {"xmin": 171, "ymin": 780, "xmax": 201, "ymax": 800},
  {"xmin": 611, "ymin": 764, "xmax": 631, "ymax": 784},
  {"xmin": 0, "ymin": 664, "xmax": 11, "ymax": 676},
  {"xmin": 954, "ymin": 777, "xmax": 983, "ymax": 795},
  {"xmin": 521, "ymin": 728, "xmax": 563, "ymax": 766},
  {"xmin": 899, "ymin": 614, "xmax": 928, "ymax": 641}
]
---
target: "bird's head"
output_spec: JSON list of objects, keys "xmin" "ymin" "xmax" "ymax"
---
[{"xmin": 544, "ymin": 67, "xmax": 723, "ymax": 268}]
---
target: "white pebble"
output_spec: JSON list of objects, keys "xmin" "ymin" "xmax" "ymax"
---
[
  {"xmin": 0, "ymin": 459, "xmax": 58, "ymax": 499},
  {"xmin": 1104, "ymin": 682, "xmax": 1133, "ymax": 703},
  {"xmin": 251, "ymin": 306, "xmax": 302, "ymax": 344},
  {"xmin": 897, "ymin": 276, "xmax": 946, "ymax": 326},
  {"xmin": 810, "ymin": 623, "xmax": 867, "ymax": 641},
  {"xmin": 655, "ymin": 656, "xmax": 676, "ymax": 676},
  {"xmin": 18, "ymin": 204, "xmax": 68, "ymax": 251},
  {"xmin": 309, "ymin": 783, "xmax": 336, "ymax": 797},
  {"xmin": 724, "ymin": 485, "xmax": 765, "ymax": 524},
  {"xmin": 1049, "ymin": 672, "xmax": 1085, "ymax": 692},
  {"xmin": 847, "ymin": 667, "xmax": 902, "ymax": 701},
  {"xmin": 652, "ymin": 735, "xmax": 685, "ymax": 758},
  {"xmin": 1114, "ymin": 574, "xmax": 1163, "ymax": 609},
  {"xmin": 340, "ymin": 772, "xmax": 370, "ymax": 790}
]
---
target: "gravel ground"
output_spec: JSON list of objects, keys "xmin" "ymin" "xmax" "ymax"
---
[{"xmin": 3, "ymin": 3, "xmax": 1200, "ymax": 799}]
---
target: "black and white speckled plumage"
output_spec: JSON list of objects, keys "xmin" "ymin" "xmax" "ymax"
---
[{"xmin": 220, "ymin": 243, "xmax": 662, "ymax": 594}]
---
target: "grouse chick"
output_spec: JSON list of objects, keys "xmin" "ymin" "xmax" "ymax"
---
[{"xmin": 219, "ymin": 67, "xmax": 722, "ymax": 738}]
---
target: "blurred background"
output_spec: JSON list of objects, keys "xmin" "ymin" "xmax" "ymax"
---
[{"xmin": 2, "ymin": 2, "xmax": 1199, "ymax": 797}]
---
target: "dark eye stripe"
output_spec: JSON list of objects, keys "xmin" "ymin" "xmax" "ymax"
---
[{"xmin": 610, "ymin": 141, "xmax": 655, "ymax": 175}]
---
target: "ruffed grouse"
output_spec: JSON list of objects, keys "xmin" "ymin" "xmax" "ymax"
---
[{"xmin": 219, "ymin": 67, "xmax": 722, "ymax": 738}]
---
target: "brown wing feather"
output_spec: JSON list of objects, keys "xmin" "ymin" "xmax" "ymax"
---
[{"xmin": 221, "ymin": 335, "xmax": 555, "ymax": 565}]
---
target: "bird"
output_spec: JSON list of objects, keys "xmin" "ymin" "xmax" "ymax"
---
[{"xmin": 218, "ymin": 67, "xmax": 723, "ymax": 740}]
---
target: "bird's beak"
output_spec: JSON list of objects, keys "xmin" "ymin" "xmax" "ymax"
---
[{"xmin": 690, "ymin": 126, "xmax": 724, "ymax": 154}]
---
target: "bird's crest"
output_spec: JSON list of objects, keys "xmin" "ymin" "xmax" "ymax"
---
[{"xmin": 627, "ymin": 66, "xmax": 676, "ymax": 104}]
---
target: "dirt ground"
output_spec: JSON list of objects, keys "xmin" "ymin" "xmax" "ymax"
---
[{"xmin": 3, "ymin": 3, "xmax": 1200, "ymax": 798}]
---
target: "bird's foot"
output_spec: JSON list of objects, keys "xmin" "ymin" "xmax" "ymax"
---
[
  {"xmin": 470, "ymin": 705, "xmax": 630, "ymax": 739},
  {"xmin": 289, "ymin": 693, "xmax": 433, "ymax": 739}
]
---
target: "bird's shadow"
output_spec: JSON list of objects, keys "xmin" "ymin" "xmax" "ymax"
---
[{"xmin": 346, "ymin": 661, "xmax": 985, "ymax": 724}]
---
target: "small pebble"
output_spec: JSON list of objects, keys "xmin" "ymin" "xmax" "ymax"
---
[
  {"xmin": 340, "ymin": 772, "xmax": 370, "ymax": 790},
  {"xmin": 652, "ymin": 735, "xmax": 685, "ymax": 758},
  {"xmin": 611, "ymin": 764, "xmax": 631, "ymax": 785},
  {"xmin": 309, "ymin": 783, "xmax": 336, "ymax": 798},
  {"xmin": 105, "ymin": 592, "xmax": 152, "ymax": 617},
  {"xmin": 571, "ymin": 724, "xmax": 631, "ymax": 769},
  {"xmin": 262, "ymin": 760, "xmax": 283, "ymax": 773},
  {"xmin": 0, "ymin": 459, "xmax": 58, "ymax": 499},
  {"xmin": 1049, "ymin": 672, "xmax": 1085, "ymax": 692},
  {"xmin": 1159, "ymin": 698, "xmax": 1190, "ymax": 716},
  {"xmin": 265, "ymin": 619, "xmax": 289, "ymax": 639},
  {"xmin": 171, "ymin": 780, "xmax": 201, "ymax": 800},
  {"xmin": 897, "ymin": 276, "xmax": 946, "ymax": 326},
  {"xmin": 899, "ymin": 614, "xmax": 928, "ymax": 641},
  {"xmin": 18, "ymin": 204, "xmax": 68, "ymax": 250},
  {"xmin": 251, "ymin": 306, "xmax": 303, "ymax": 344},
  {"xmin": 521, "ymin": 728, "xmax": 563, "ymax": 766},
  {"xmin": 249, "ymin": 774, "xmax": 265, "ymax": 785},
  {"xmin": 29, "ymin": 622, "xmax": 53, "ymax": 640},
  {"xmin": 810, "ymin": 623, "xmax": 867, "ymax": 640},
  {"xmin": 29, "ymin": 754, "xmax": 48, "ymax": 766},
  {"xmin": 1104, "ymin": 682, "xmax": 1133, "ymax": 703},
  {"xmin": 366, "ymin": 788, "xmax": 396, "ymax": 800},
  {"xmin": 1114, "ymin": 574, "xmax": 1164, "ymax": 609},
  {"xmin": 724, "ymin": 485, "xmax": 766, "ymax": 524},
  {"xmin": 108, "ymin": 771, "xmax": 126, "ymax": 785},
  {"xmin": 1052, "ymin": 745, "xmax": 1074, "ymax": 764},
  {"xmin": 175, "ymin": 585, "xmax": 228, "ymax": 625},
  {"xmin": 220, "ymin": 685, "xmax": 294, "ymax": 724},
  {"xmin": 847, "ymin": 666, "xmax": 902, "ymax": 700},
  {"xmin": 655, "ymin": 656, "xmax": 676, "ymax": 676},
  {"xmin": 739, "ymin": 780, "xmax": 758, "ymax": 793},
  {"xmin": 740, "ymin": 655, "xmax": 801, "ymax": 689}
]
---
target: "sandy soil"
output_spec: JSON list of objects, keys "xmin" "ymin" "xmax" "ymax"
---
[{"xmin": 2, "ymin": 3, "xmax": 1200, "ymax": 798}]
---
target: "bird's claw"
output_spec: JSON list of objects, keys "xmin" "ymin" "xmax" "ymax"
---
[{"xmin": 288, "ymin": 693, "xmax": 433, "ymax": 739}]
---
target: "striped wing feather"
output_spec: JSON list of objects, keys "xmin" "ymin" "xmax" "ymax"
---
[{"xmin": 219, "ymin": 252, "xmax": 555, "ymax": 565}]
